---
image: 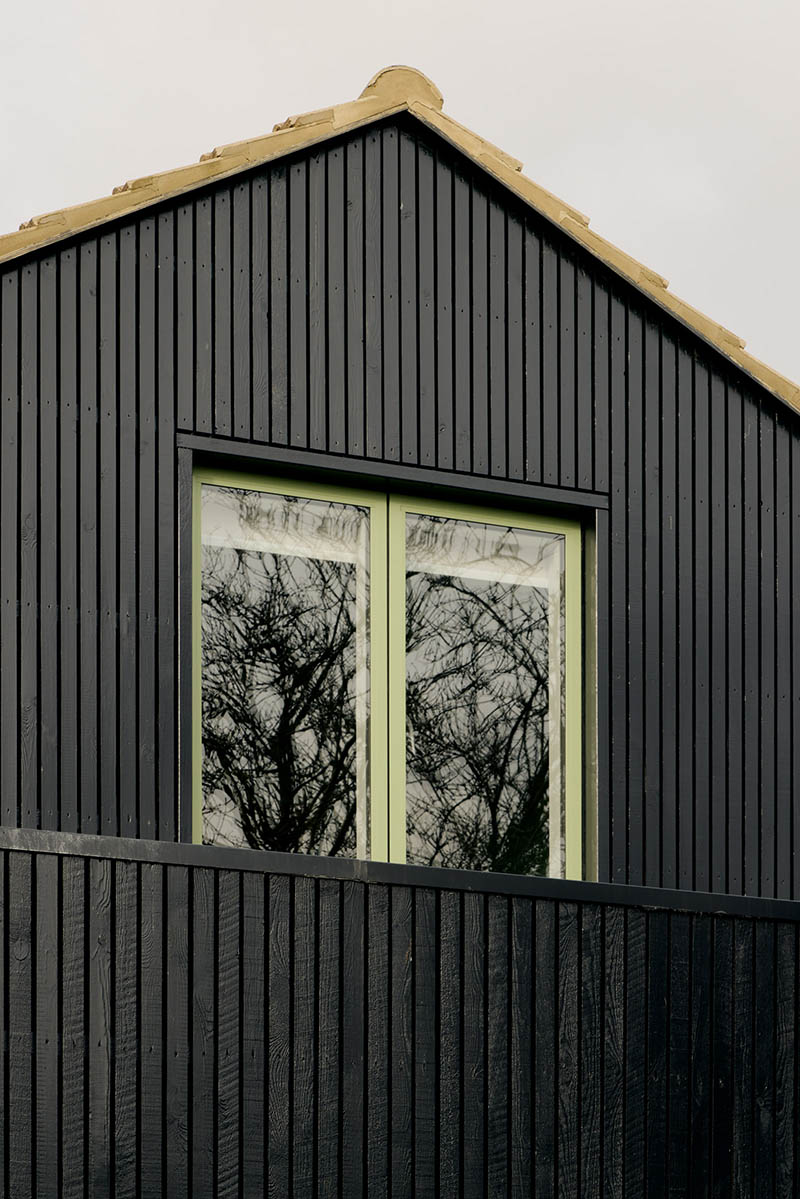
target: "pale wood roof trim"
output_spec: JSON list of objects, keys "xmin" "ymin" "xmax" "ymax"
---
[{"xmin": 2, "ymin": 65, "xmax": 798, "ymax": 413}]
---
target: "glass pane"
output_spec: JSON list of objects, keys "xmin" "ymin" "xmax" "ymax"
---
[
  {"xmin": 201, "ymin": 484, "xmax": 370, "ymax": 857},
  {"xmin": 405, "ymin": 514, "xmax": 565, "ymax": 876}
]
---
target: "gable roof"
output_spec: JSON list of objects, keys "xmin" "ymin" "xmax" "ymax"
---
[{"xmin": 2, "ymin": 65, "xmax": 798, "ymax": 414}]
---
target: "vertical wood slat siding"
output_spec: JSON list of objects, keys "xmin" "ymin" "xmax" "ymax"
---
[
  {"xmin": 2, "ymin": 112, "xmax": 800, "ymax": 897},
  {"xmin": 2, "ymin": 843, "xmax": 799, "ymax": 1197}
]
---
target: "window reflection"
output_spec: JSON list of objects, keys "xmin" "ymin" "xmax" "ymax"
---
[
  {"xmin": 201, "ymin": 485, "xmax": 370, "ymax": 857},
  {"xmin": 405, "ymin": 515, "xmax": 565, "ymax": 876}
]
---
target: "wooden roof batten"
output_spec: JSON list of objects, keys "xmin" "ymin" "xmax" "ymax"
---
[{"xmin": 2, "ymin": 65, "xmax": 798, "ymax": 413}]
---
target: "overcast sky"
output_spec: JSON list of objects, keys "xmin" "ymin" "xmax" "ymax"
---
[{"xmin": 3, "ymin": 0, "xmax": 798, "ymax": 385}]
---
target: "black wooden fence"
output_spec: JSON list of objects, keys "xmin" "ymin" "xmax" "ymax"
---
[{"xmin": 1, "ymin": 828, "xmax": 798, "ymax": 1197}]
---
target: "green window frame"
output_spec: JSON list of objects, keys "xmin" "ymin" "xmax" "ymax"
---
[{"xmin": 193, "ymin": 469, "xmax": 583, "ymax": 879}]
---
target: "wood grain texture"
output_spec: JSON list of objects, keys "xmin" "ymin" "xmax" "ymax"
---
[
  {"xmin": 668, "ymin": 913, "xmax": 691, "ymax": 1199},
  {"xmin": 308, "ymin": 153, "xmax": 326, "ymax": 455},
  {"xmin": 267, "ymin": 872, "xmax": 291, "ymax": 1198},
  {"xmin": 292, "ymin": 875, "xmax": 315, "ymax": 1199},
  {"xmin": 288, "ymin": 161, "xmax": 308, "ymax": 450},
  {"xmin": 326, "ymin": 145, "xmax": 345, "ymax": 456},
  {"xmin": 510, "ymin": 898, "xmax": 533, "ymax": 1197},
  {"xmin": 217, "ymin": 869, "xmax": 241, "ymax": 1199},
  {"xmin": 345, "ymin": 138, "xmax": 365, "ymax": 458},
  {"xmin": 139, "ymin": 862, "xmax": 164, "ymax": 1196},
  {"xmin": 380, "ymin": 127, "xmax": 400, "ymax": 463},
  {"xmin": 61, "ymin": 855, "xmax": 86, "ymax": 1199},
  {"xmin": 137, "ymin": 219, "xmax": 157, "ymax": 839},
  {"xmin": 78, "ymin": 240, "xmax": 98, "ymax": 833},
  {"xmin": 414, "ymin": 888, "xmax": 437, "ymax": 1195},
  {"xmin": 624, "ymin": 907, "xmax": 646, "ymax": 1197},
  {"xmin": 580, "ymin": 902, "xmax": 603, "ymax": 1199},
  {"xmin": 317, "ymin": 879, "xmax": 341, "ymax": 1199},
  {"xmin": 710, "ymin": 915, "xmax": 734, "ymax": 1195},
  {"xmin": 0, "ymin": 853, "xmax": 6, "ymax": 1191},
  {"xmin": 1, "ymin": 847, "xmax": 799, "ymax": 1194},
  {"xmin": 269, "ymin": 165, "xmax": 288, "ymax": 446},
  {"xmin": 7, "ymin": 851, "xmax": 33, "ymax": 1199},
  {"xmin": 98, "ymin": 233, "xmax": 118, "ymax": 840},
  {"xmin": 117, "ymin": 227, "xmax": 137, "ymax": 838},
  {"xmin": 113, "ymin": 860, "xmax": 138, "ymax": 1199},
  {"xmin": 87, "ymin": 857, "xmax": 113, "ymax": 1198},
  {"xmin": 34, "ymin": 853, "xmax": 59, "ymax": 1197},
  {"xmin": 753, "ymin": 920, "xmax": 776, "ymax": 1193},
  {"xmin": 366, "ymin": 882, "xmax": 389, "ymax": 1199},
  {"xmin": 557, "ymin": 901, "xmax": 580, "ymax": 1199},
  {"xmin": 603, "ymin": 903, "xmax": 626, "ymax": 1199},
  {"xmin": 646, "ymin": 910, "xmax": 669, "ymax": 1199},
  {"xmin": 534, "ymin": 899, "xmax": 557, "ymax": 1197},
  {"xmin": 0, "ymin": 272, "xmax": 19, "ymax": 827},
  {"xmin": 156, "ymin": 210, "xmax": 177, "ymax": 842},
  {"xmin": 462, "ymin": 891, "xmax": 486, "ymax": 1199},
  {"xmin": 19, "ymin": 261, "xmax": 38, "ymax": 834},
  {"xmin": 774, "ymin": 922, "xmax": 797, "ymax": 1199},
  {"xmin": 165, "ymin": 865, "xmax": 190, "ymax": 1196},
  {"xmin": 251, "ymin": 177, "xmax": 270, "ymax": 444},
  {"xmin": 487, "ymin": 895, "xmax": 509, "ymax": 1194},
  {"xmin": 241, "ymin": 872, "xmax": 266, "ymax": 1199},
  {"xmin": 437, "ymin": 888, "xmax": 461, "ymax": 1196},
  {"xmin": 689, "ymin": 915, "xmax": 713, "ymax": 1198},
  {"xmin": 390, "ymin": 884, "xmax": 413, "ymax": 1199},
  {"xmin": 213, "ymin": 185, "xmax": 232, "ymax": 439},
  {"xmin": 342, "ymin": 879, "xmax": 366, "ymax": 1197},
  {"xmin": 191, "ymin": 867, "xmax": 215, "ymax": 1194},
  {"xmin": 731, "ymin": 918, "xmax": 754, "ymax": 1198}
]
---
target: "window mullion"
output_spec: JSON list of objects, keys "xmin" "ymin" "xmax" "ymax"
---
[
  {"xmin": 387, "ymin": 495, "xmax": 408, "ymax": 863},
  {"xmin": 564, "ymin": 527, "xmax": 583, "ymax": 880},
  {"xmin": 368, "ymin": 493, "xmax": 390, "ymax": 861},
  {"xmin": 191, "ymin": 471, "xmax": 202, "ymax": 843}
]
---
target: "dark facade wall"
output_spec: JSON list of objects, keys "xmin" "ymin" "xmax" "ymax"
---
[
  {"xmin": 2, "ymin": 832, "xmax": 799, "ymax": 1197},
  {"xmin": 1, "ymin": 113, "xmax": 799, "ymax": 893}
]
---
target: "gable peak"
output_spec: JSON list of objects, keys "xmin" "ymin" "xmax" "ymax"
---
[
  {"xmin": 359, "ymin": 65, "xmax": 444, "ymax": 112},
  {"xmin": 2, "ymin": 67, "xmax": 799, "ymax": 412}
]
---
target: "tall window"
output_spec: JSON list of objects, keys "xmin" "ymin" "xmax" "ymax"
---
[{"xmin": 194, "ymin": 472, "xmax": 582, "ymax": 879}]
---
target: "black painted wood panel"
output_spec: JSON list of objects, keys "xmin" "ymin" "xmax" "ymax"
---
[
  {"xmin": 2, "ymin": 838, "xmax": 799, "ymax": 1197},
  {"xmin": 1, "ymin": 112, "xmax": 800, "ymax": 897}
]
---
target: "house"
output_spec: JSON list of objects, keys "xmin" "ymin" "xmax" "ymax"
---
[{"xmin": 1, "ymin": 65, "xmax": 798, "ymax": 1194}]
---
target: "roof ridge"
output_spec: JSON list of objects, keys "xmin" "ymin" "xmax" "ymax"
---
[{"xmin": 2, "ymin": 65, "xmax": 798, "ymax": 413}]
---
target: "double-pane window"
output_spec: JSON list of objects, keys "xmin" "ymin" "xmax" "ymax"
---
[{"xmin": 195, "ymin": 473, "xmax": 582, "ymax": 878}]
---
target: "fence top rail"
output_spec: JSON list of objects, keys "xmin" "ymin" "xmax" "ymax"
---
[{"xmin": 1, "ymin": 825, "xmax": 799, "ymax": 922}]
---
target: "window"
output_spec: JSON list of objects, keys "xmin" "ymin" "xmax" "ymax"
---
[{"xmin": 193, "ymin": 471, "xmax": 583, "ymax": 879}]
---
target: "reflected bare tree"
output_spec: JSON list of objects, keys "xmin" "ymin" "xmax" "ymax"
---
[
  {"xmin": 202, "ymin": 519, "xmax": 361, "ymax": 856},
  {"xmin": 202, "ymin": 490, "xmax": 561, "ymax": 873},
  {"xmin": 405, "ymin": 571, "xmax": 553, "ymax": 874}
]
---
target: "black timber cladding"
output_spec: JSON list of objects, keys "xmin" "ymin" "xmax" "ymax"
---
[
  {"xmin": 2, "ymin": 830, "xmax": 800, "ymax": 1197},
  {"xmin": 1, "ymin": 112, "xmax": 799, "ymax": 895}
]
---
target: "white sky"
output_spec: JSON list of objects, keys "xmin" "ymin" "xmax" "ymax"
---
[{"xmin": 4, "ymin": 0, "xmax": 799, "ymax": 385}]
